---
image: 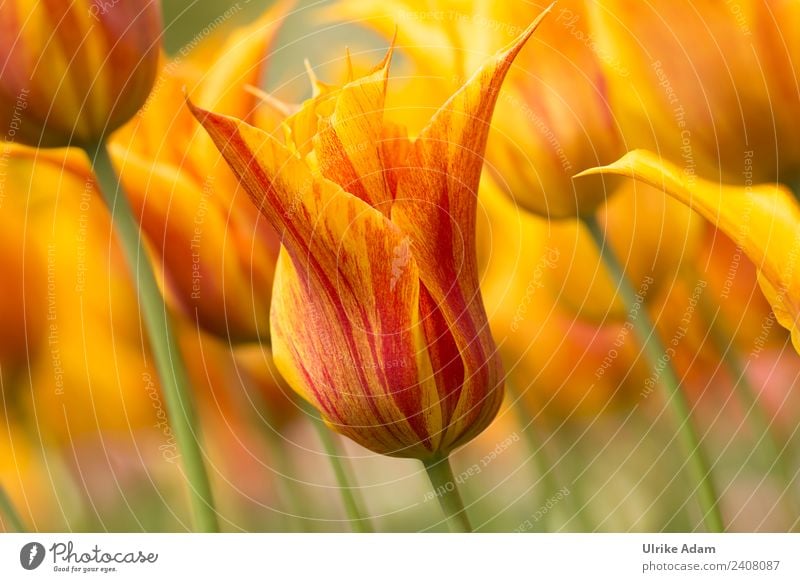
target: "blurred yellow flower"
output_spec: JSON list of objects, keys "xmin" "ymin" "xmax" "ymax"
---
[{"xmin": 589, "ymin": 0, "xmax": 800, "ymax": 185}]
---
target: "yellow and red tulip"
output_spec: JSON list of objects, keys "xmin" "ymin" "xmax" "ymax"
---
[
  {"xmin": 0, "ymin": 0, "xmax": 161, "ymax": 148},
  {"xmin": 189, "ymin": 16, "xmax": 549, "ymax": 459}
]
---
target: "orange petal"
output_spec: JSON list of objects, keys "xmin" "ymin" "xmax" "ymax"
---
[
  {"xmin": 390, "ymin": 9, "xmax": 551, "ymax": 446},
  {"xmin": 311, "ymin": 45, "xmax": 395, "ymax": 212}
]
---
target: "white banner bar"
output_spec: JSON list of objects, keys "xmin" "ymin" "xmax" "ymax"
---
[{"xmin": 1, "ymin": 534, "xmax": 798, "ymax": 581}]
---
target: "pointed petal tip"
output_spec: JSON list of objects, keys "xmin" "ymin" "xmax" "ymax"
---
[
  {"xmin": 368, "ymin": 27, "xmax": 397, "ymax": 76},
  {"xmin": 185, "ymin": 90, "xmax": 241, "ymax": 142},
  {"xmin": 184, "ymin": 89, "xmax": 209, "ymax": 124},
  {"xmin": 500, "ymin": 1, "xmax": 557, "ymax": 61},
  {"xmin": 573, "ymin": 164, "xmax": 613, "ymax": 180},
  {"xmin": 573, "ymin": 150, "xmax": 651, "ymax": 180},
  {"xmin": 344, "ymin": 46, "xmax": 355, "ymax": 82}
]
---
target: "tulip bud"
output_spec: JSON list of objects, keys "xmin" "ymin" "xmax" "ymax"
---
[
  {"xmin": 588, "ymin": 0, "xmax": 800, "ymax": 185},
  {"xmin": 191, "ymin": 19, "xmax": 546, "ymax": 459},
  {"xmin": 0, "ymin": 0, "xmax": 161, "ymax": 148}
]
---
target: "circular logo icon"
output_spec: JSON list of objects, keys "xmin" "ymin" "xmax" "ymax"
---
[{"xmin": 20, "ymin": 542, "xmax": 46, "ymax": 570}]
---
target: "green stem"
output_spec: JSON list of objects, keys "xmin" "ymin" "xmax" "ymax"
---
[
  {"xmin": 422, "ymin": 454, "xmax": 472, "ymax": 533},
  {"xmin": 506, "ymin": 381, "xmax": 587, "ymax": 531},
  {"xmin": 305, "ymin": 405, "xmax": 373, "ymax": 532},
  {"xmin": 0, "ymin": 484, "xmax": 27, "ymax": 532},
  {"xmin": 583, "ymin": 214, "xmax": 724, "ymax": 532},
  {"xmin": 85, "ymin": 142, "xmax": 218, "ymax": 532}
]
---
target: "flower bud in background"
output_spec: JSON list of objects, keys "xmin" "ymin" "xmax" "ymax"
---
[
  {"xmin": 588, "ymin": 0, "xmax": 800, "ymax": 186},
  {"xmin": 0, "ymin": 0, "xmax": 161, "ymax": 148},
  {"xmin": 0, "ymin": 209, "xmax": 45, "ymax": 381},
  {"xmin": 111, "ymin": 3, "xmax": 288, "ymax": 341},
  {"xmin": 477, "ymin": 175, "xmax": 652, "ymax": 419},
  {"xmin": 191, "ymin": 19, "xmax": 547, "ymax": 459},
  {"xmin": 5, "ymin": 148, "xmax": 161, "ymax": 442}
]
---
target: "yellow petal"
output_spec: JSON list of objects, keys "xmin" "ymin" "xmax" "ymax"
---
[{"xmin": 578, "ymin": 150, "xmax": 800, "ymax": 351}]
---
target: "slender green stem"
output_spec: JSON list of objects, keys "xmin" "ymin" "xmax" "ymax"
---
[
  {"xmin": 304, "ymin": 404, "xmax": 373, "ymax": 532},
  {"xmin": 583, "ymin": 214, "xmax": 724, "ymax": 532},
  {"xmin": 422, "ymin": 454, "xmax": 472, "ymax": 533},
  {"xmin": 0, "ymin": 484, "xmax": 27, "ymax": 532},
  {"xmin": 506, "ymin": 381, "xmax": 588, "ymax": 531},
  {"xmin": 85, "ymin": 142, "xmax": 218, "ymax": 532}
]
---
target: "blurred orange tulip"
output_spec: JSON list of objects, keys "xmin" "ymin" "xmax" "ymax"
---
[
  {"xmin": 3, "ymin": 148, "xmax": 159, "ymax": 442},
  {"xmin": 109, "ymin": 3, "xmax": 290, "ymax": 342},
  {"xmin": 477, "ymin": 175, "xmax": 652, "ymax": 418},
  {"xmin": 589, "ymin": 0, "xmax": 800, "ymax": 186},
  {"xmin": 0, "ymin": 0, "xmax": 161, "ymax": 147}
]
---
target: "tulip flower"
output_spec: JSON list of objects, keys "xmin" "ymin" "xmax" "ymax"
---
[
  {"xmin": 579, "ymin": 149, "xmax": 800, "ymax": 353},
  {"xmin": 191, "ymin": 9, "xmax": 550, "ymax": 493},
  {"xmin": 0, "ymin": 0, "xmax": 161, "ymax": 147},
  {"xmin": 588, "ymin": 0, "xmax": 800, "ymax": 186},
  {"xmin": 22, "ymin": 3, "xmax": 288, "ymax": 342}
]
